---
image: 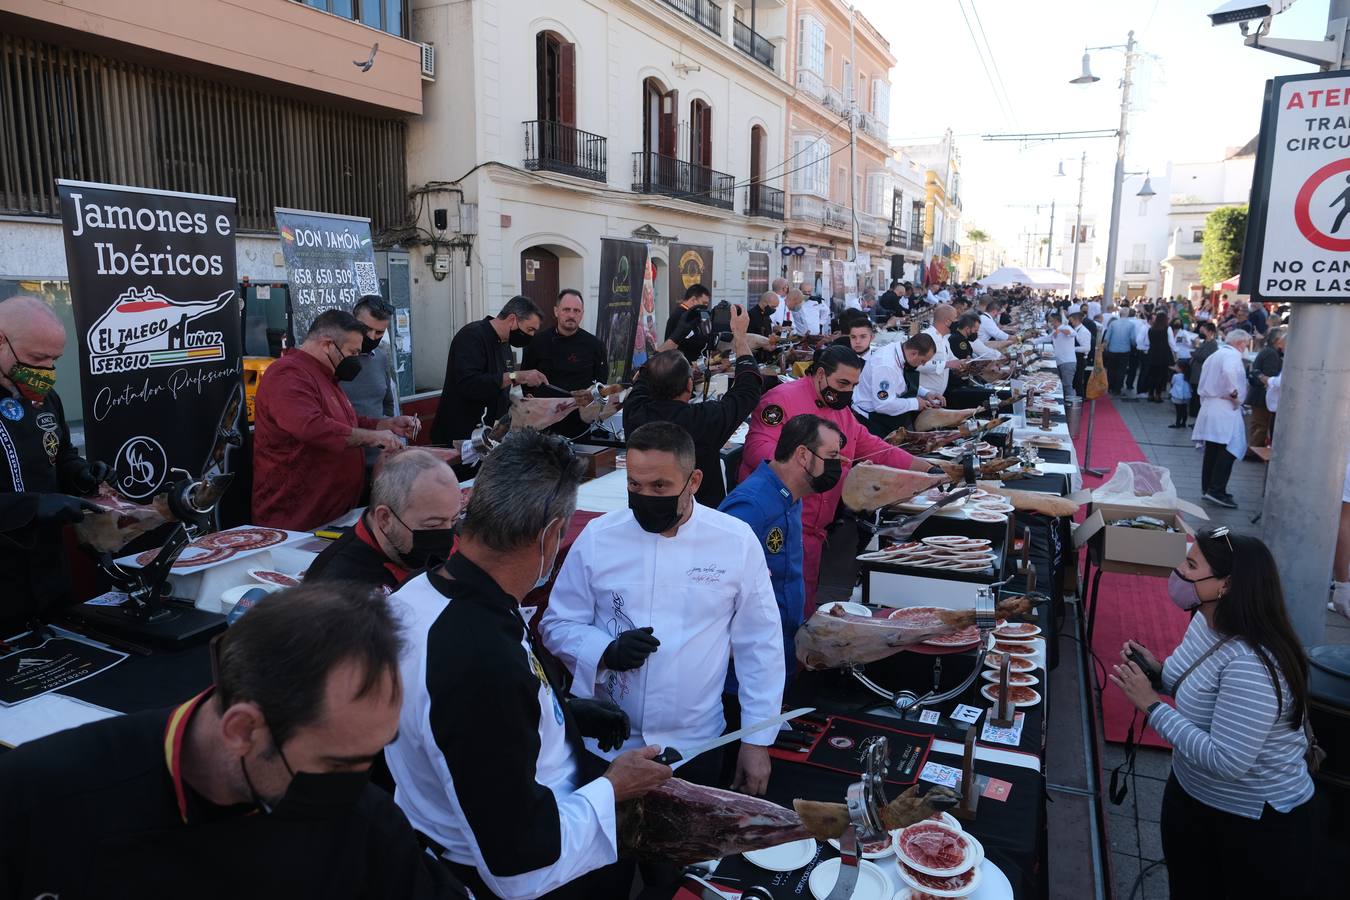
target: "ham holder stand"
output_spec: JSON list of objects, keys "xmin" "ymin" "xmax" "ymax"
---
[{"xmin": 828, "ymin": 736, "xmax": 895, "ymax": 899}]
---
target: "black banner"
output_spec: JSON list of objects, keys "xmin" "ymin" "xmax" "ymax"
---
[
  {"xmin": 57, "ymin": 180, "xmax": 242, "ymax": 501},
  {"xmin": 667, "ymin": 242, "xmax": 715, "ymax": 318},
  {"xmin": 274, "ymin": 208, "xmax": 381, "ymax": 341},
  {"xmin": 594, "ymin": 238, "xmax": 649, "ymax": 383}
]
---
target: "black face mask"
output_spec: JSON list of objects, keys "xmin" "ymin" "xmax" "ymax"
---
[
  {"xmin": 805, "ymin": 451, "xmax": 842, "ymax": 493},
  {"xmin": 241, "ymin": 743, "xmax": 370, "ymax": 819},
  {"xmin": 629, "ymin": 473, "xmax": 692, "ymax": 534},
  {"xmin": 388, "ymin": 509, "xmax": 455, "ymax": 570},
  {"xmin": 327, "ymin": 346, "xmax": 362, "ymax": 382},
  {"xmin": 509, "ymin": 328, "xmax": 533, "ymax": 348},
  {"xmin": 819, "ymin": 380, "xmax": 853, "ymax": 410},
  {"xmin": 360, "ymin": 333, "xmax": 382, "ymax": 355}
]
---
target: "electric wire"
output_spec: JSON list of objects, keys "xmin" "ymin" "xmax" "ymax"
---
[{"xmin": 968, "ymin": 0, "xmax": 1019, "ymax": 128}]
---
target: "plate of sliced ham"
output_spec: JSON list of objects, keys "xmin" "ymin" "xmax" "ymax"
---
[
  {"xmin": 896, "ymin": 822, "xmax": 979, "ymax": 878},
  {"xmin": 993, "ymin": 622, "xmax": 1041, "ymax": 639},
  {"xmin": 886, "ymin": 606, "xmax": 949, "ymax": 628},
  {"xmin": 980, "ymin": 684, "xmax": 1041, "ymax": 707},
  {"xmin": 992, "ymin": 641, "xmax": 1038, "ymax": 656},
  {"xmin": 980, "ymin": 669, "xmax": 1040, "ymax": 687},
  {"xmin": 922, "ymin": 625, "xmax": 981, "ymax": 648},
  {"xmin": 982, "ymin": 652, "xmax": 1036, "ymax": 672},
  {"xmin": 248, "ymin": 569, "xmax": 301, "ymax": 588}
]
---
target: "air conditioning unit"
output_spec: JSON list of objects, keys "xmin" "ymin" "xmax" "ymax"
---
[{"xmin": 420, "ymin": 42, "xmax": 436, "ymax": 81}]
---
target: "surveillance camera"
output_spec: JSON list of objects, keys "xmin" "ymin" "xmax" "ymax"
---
[{"xmin": 1208, "ymin": 0, "xmax": 1296, "ymax": 27}]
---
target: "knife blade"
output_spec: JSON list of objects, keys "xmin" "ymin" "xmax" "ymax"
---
[
  {"xmin": 876, "ymin": 486, "xmax": 973, "ymax": 542},
  {"xmin": 653, "ymin": 707, "xmax": 815, "ymax": 766}
]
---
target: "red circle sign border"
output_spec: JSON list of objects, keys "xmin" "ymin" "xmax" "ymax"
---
[{"xmin": 1294, "ymin": 157, "xmax": 1350, "ymax": 252}]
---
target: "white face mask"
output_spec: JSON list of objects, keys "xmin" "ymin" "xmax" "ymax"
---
[{"xmin": 534, "ymin": 519, "xmax": 563, "ymax": 589}]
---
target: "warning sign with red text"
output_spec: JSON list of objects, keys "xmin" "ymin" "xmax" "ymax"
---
[{"xmin": 1244, "ymin": 70, "xmax": 1350, "ymax": 303}]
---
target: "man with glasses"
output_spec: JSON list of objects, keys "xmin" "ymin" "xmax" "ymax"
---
[
  {"xmin": 252, "ymin": 310, "xmax": 418, "ymax": 531},
  {"xmin": 342, "ymin": 296, "xmax": 403, "ymax": 479}
]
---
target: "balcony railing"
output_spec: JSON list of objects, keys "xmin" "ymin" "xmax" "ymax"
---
[
  {"xmin": 857, "ymin": 112, "xmax": 889, "ymax": 143},
  {"xmin": 795, "ymin": 69, "xmax": 826, "ymax": 101},
  {"xmin": 523, "ymin": 121, "xmax": 607, "ymax": 182},
  {"xmin": 858, "ymin": 214, "xmax": 886, "ymax": 238},
  {"xmin": 747, "ymin": 183, "xmax": 785, "ymax": 219},
  {"xmin": 790, "ymin": 194, "xmax": 825, "ymax": 223},
  {"xmin": 822, "ymin": 86, "xmax": 846, "ymax": 115},
  {"xmin": 658, "ymin": 0, "xmax": 723, "ymax": 36},
  {"xmin": 631, "ymin": 151, "xmax": 734, "ymax": 210},
  {"xmin": 732, "ymin": 18, "xmax": 775, "ymax": 69},
  {"xmin": 909, "ymin": 233, "xmax": 924, "ymax": 252},
  {"xmin": 824, "ymin": 201, "xmax": 851, "ymax": 232},
  {"xmin": 888, "ymin": 227, "xmax": 908, "ymax": 247},
  {"xmin": 1124, "ymin": 259, "xmax": 1153, "ymax": 274}
]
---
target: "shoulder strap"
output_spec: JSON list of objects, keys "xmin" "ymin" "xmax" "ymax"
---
[{"xmin": 1170, "ymin": 635, "xmax": 1234, "ymax": 695}]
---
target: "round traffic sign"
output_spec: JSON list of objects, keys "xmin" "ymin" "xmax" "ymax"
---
[{"xmin": 1293, "ymin": 157, "xmax": 1350, "ymax": 252}]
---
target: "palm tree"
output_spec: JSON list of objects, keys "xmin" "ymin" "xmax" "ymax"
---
[{"xmin": 965, "ymin": 227, "xmax": 990, "ymax": 278}]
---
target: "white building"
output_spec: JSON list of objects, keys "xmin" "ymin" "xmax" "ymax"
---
[
  {"xmin": 1089, "ymin": 172, "xmax": 1172, "ymax": 301},
  {"xmin": 883, "ymin": 149, "xmax": 928, "ymax": 283},
  {"xmin": 1160, "ymin": 139, "xmax": 1256, "ymax": 299},
  {"xmin": 1051, "ymin": 212, "xmax": 1098, "ymax": 299},
  {"xmin": 406, "ymin": 0, "xmax": 791, "ymax": 391}
]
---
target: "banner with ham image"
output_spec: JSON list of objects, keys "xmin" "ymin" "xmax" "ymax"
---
[
  {"xmin": 594, "ymin": 237, "xmax": 649, "ymax": 384},
  {"xmin": 57, "ymin": 180, "xmax": 242, "ymax": 502}
]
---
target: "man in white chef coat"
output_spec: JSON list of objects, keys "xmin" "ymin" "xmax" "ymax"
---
[
  {"xmin": 1192, "ymin": 329, "xmax": 1252, "ymax": 509},
  {"xmin": 978, "ymin": 298, "xmax": 1010, "ymax": 343},
  {"xmin": 914, "ymin": 304, "xmax": 967, "ymax": 400},
  {"xmin": 540, "ymin": 421, "xmax": 785, "ymax": 796}
]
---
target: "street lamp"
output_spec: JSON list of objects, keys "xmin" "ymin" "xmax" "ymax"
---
[
  {"xmin": 1071, "ymin": 31, "xmax": 1138, "ymax": 309},
  {"xmin": 1055, "ymin": 153, "xmax": 1089, "ymax": 298}
]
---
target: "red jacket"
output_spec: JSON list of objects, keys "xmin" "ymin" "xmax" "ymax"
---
[{"xmin": 251, "ymin": 349, "xmax": 379, "ymax": 531}]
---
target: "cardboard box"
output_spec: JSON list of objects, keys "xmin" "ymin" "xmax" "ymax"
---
[{"xmin": 1073, "ymin": 501, "xmax": 1201, "ymax": 578}]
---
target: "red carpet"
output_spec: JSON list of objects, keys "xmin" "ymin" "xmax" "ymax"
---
[{"xmin": 1072, "ymin": 396, "xmax": 1191, "ymax": 747}]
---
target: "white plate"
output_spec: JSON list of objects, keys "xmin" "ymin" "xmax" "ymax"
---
[
  {"xmin": 807, "ymin": 857, "xmax": 889, "ymax": 900},
  {"xmin": 994, "ymin": 623, "xmax": 1042, "ymax": 639},
  {"xmin": 219, "ymin": 583, "xmax": 280, "ymax": 607},
  {"xmin": 968, "ymin": 511, "xmax": 1008, "ymax": 524},
  {"xmin": 827, "ymin": 832, "xmax": 895, "ymax": 859},
  {"xmin": 895, "ymin": 822, "xmax": 979, "ymax": 877},
  {"xmin": 818, "ymin": 601, "xmax": 871, "ymax": 618},
  {"xmin": 980, "ymin": 669, "xmax": 1040, "ymax": 687},
  {"xmin": 896, "ymin": 859, "xmax": 1011, "ymax": 899},
  {"xmin": 982, "ymin": 652, "xmax": 1037, "ymax": 672},
  {"xmin": 743, "ymin": 837, "xmax": 818, "ymax": 872},
  {"xmin": 980, "ymin": 684, "xmax": 1042, "ymax": 707},
  {"xmin": 247, "ymin": 568, "xmax": 301, "ymax": 588},
  {"xmin": 897, "ymin": 859, "xmax": 984, "ymax": 897}
]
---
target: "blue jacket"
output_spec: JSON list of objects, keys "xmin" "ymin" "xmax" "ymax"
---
[
  {"xmin": 1103, "ymin": 318, "xmax": 1135, "ymax": 354},
  {"xmin": 719, "ymin": 461, "xmax": 804, "ymax": 682}
]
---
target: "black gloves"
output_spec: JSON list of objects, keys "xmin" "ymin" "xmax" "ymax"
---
[
  {"xmin": 927, "ymin": 465, "xmax": 946, "ymax": 475},
  {"xmin": 602, "ymin": 627, "xmax": 660, "ymax": 671},
  {"xmin": 674, "ymin": 307, "xmax": 708, "ymax": 342},
  {"xmin": 35, "ymin": 494, "xmax": 101, "ymax": 526},
  {"xmin": 568, "ymin": 698, "xmax": 631, "ymax": 752},
  {"xmin": 72, "ymin": 460, "xmax": 111, "ymax": 496}
]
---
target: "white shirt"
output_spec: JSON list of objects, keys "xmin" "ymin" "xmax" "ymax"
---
[
  {"xmin": 1134, "ymin": 317, "xmax": 1151, "ymax": 352},
  {"xmin": 978, "ymin": 313, "xmax": 1009, "ymax": 342},
  {"xmin": 539, "ymin": 504, "xmax": 785, "ymax": 760},
  {"xmin": 769, "ymin": 296, "xmax": 790, "ymax": 328},
  {"xmin": 914, "ymin": 324, "xmax": 954, "ymax": 395},
  {"xmin": 854, "ymin": 341, "xmax": 932, "ymax": 417},
  {"xmin": 1072, "ymin": 323, "xmax": 1091, "ymax": 354},
  {"xmin": 1068, "ymin": 302, "xmax": 1082, "ymax": 315},
  {"xmin": 1172, "ymin": 328, "xmax": 1195, "ymax": 360},
  {"xmin": 798, "ymin": 298, "xmax": 829, "ymax": 335},
  {"xmin": 1192, "ymin": 343, "xmax": 1248, "ymax": 451},
  {"xmin": 1037, "ymin": 325, "xmax": 1078, "ymax": 364},
  {"xmin": 970, "ymin": 336, "xmax": 1002, "ymax": 360},
  {"xmin": 1087, "ymin": 300, "xmax": 1102, "ymax": 319}
]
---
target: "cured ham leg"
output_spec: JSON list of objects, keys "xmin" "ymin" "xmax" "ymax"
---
[
  {"xmin": 617, "ymin": 780, "xmax": 961, "ymax": 864},
  {"xmin": 509, "ymin": 396, "xmax": 578, "ymax": 431},
  {"xmin": 841, "ymin": 465, "xmax": 950, "ymax": 513},
  {"xmin": 795, "ymin": 599, "xmax": 1032, "ymax": 670},
  {"xmin": 931, "ymin": 455, "xmax": 1021, "ymax": 483},
  {"xmin": 976, "ymin": 481, "xmax": 1081, "ymax": 518},
  {"xmin": 914, "ymin": 407, "xmax": 982, "ymax": 432}
]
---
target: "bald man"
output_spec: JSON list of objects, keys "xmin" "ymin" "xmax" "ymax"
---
[
  {"xmin": 0, "ymin": 296, "xmax": 106, "ymax": 632},
  {"xmin": 915, "ymin": 304, "xmax": 969, "ymax": 398}
]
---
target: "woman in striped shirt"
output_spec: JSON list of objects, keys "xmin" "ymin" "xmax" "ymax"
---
[{"xmin": 1110, "ymin": 528, "xmax": 1315, "ymax": 898}]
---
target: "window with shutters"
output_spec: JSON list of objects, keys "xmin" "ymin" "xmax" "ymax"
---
[
  {"xmin": 690, "ymin": 99, "xmax": 712, "ymax": 168},
  {"xmin": 867, "ymin": 173, "xmax": 885, "ymax": 216},
  {"xmin": 797, "ymin": 15, "xmax": 825, "ymax": 75},
  {"xmin": 871, "ymin": 79, "xmax": 890, "ymax": 119},
  {"xmin": 842, "ymin": 60, "xmax": 852, "ymax": 100},
  {"xmin": 790, "ymin": 135, "xmax": 829, "ymax": 198},
  {"xmin": 536, "ymin": 32, "xmax": 576, "ymax": 127}
]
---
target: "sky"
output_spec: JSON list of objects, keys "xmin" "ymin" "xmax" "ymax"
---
[{"xmin": 851, "ymin": 0, "xmax": 1331, "ymax": 264}]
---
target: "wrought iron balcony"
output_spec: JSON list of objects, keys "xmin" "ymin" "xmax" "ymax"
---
[
  {"xmin": 658, "ymin": 0, "xmax": 723, "ymax": 36},
  {"xmin": 888, "ymin": 227, "xmax": 908, "ymax": 247},
  {"xmin": 523, "ymin": 121, "xmax": 607, "ymax": 182},
  {"xmin": 733, "ymin": 18, "xmax": 774, "ymax": 69},
  {"xmin": 858, "ymin": 112, "xmax": 889, "ymax": 143},
  {"xmin": 746, "ymin": 183, "xmax": 784, "ymax": 219},
  {"xmin": 1124, "ymin": 258, "xmax": 1153, "ymax": 274},
  {"xmin": 631, "ymin": 151, "xmax": 734, "ymax": 210}
]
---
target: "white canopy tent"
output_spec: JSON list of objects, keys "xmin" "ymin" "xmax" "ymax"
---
[{"xmin": 976, "ymin": 266, "xmax": 1072, "ymax": 290}]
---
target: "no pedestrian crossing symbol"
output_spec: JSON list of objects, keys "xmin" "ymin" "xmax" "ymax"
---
[{"xmin": 1243, "ymin": 69, "xmax": 1350, "ymax": 302}]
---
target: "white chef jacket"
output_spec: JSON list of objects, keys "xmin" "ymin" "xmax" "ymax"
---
[
  {"xmin": 1068, "ymin": 302, "xmax": 1082, "ymax": 315},
  {"xmin": 1191, "ymin": 344, "xmax": 1248, "ymax": 457},
  {"xmin": 1087, "ymin": 300, "xmax": 1102, "ymax": 319},
  {"xmin": 854, "ymin": 341, "xmax": 934, "ymax": 418},
  {"xmin": 1072, "ymin": 324, "xmax": 1091, "ymax": 354},
  {"xmin": 539, "ymin": 504, "xmax": 785, "ymax": 761},
  {"xmin": 1265, "ymin": 373, "xmax": 1282, "ymax": 413},
  {"xmin": 797, "ymin": 298, "xmax": 829, "ymax": 335},
  {"xmin": 1171, "ymin": 328, "xmax": 1194, "ymax": 360},
  {"xmin": 970, "ymin": 336, "xmax": 1002, "ymax": 360},
  {"xmin": 978, "ymin": 313, "xmax": 1009, "ymax": 342},
  {"xmin": 1134, "ymin": 317, "xmax": 1151, "ymax": 352},
  {"xmin": 1036, "ymin": 325, "xmax": 1078, "ymax": 364},
  {"xmin": 915, "ymin": 325, "xmax": 954, "ymax": 395}
]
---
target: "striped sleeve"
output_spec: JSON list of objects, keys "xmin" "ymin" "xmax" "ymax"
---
[{"xmin": 1149, "ymin": 654, "xmax": 1280, "ymax": 781}]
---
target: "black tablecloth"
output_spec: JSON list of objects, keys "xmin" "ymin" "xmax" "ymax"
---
[{"xmin": 59, "ymin": 644, "xmax": 209, "ymax": 713}]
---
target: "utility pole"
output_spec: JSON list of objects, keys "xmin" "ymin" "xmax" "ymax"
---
[
  {"xmin": 1070, "ymin": 151, "xmax": 1086, "ymax": 298},
  {"xmin": 1257, "ymin": 0, "xmax": 1350, "ymax": 647},
  {"xmin": 1101, "ymin": 31, "xmax": 1136, "ymax": 309},
  {"xmin": 1044, "ymin": 200, "xmax": 1056, "ymax": 268},
  {"xmin": 848, "ymin": 4, "xmax": 859, "ymax": 263}
]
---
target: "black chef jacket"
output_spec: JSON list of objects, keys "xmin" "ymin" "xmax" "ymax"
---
[
  {"xmin": 663, "ymin": 305, "xmax": 711, "ymax": 362},
  {"xmin": 0, "ymin": 692, "xmax": 468, "ymax": 900},
  {"xmin": 304, "ymin": 512, "xmax": 411, "ymax": 595},
  {"xmin": 876, "ymin": 290, "xmax": 904, "ymax": 318},
  {"xmin": 522, "ymin": 327, "xmax": 607, "ymax": 392},
  {"xmin": 747, "ymin": 304, "xmax": 775, "ymax": 338},
  {"xmin": 0, "ymin": 387, "xmax": 91, "ymax": 630},
  {"xmin": 623, "ymin": 356, "xmax": 762, "ymax": 508},
  {"xmin": 430, "ymin": 318, "xmax": 513, "ymax": 447}
]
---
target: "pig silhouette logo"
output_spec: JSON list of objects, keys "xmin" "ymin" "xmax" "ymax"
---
[{"xmin": 86, "ymin": 286, "xmax": 233, "ymax": 375}]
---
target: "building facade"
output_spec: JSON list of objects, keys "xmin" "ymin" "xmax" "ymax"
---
[
  {"xmin": 780, "ymin": 0, "xmax": 894, "ymax": 300},
  {"xmin": 405, "ymin": 0, "xmax": 791, "ymax": 390},
  {"xmin": 1160, "ymin": 142, "xmax": 1256, "ymax": 299},
  {"xmin": 896, "ymin": 128, "xmax": 962, "ymax": 284},
  {"xmin": 883, "ymin": 149, "xmax": 927, "ymax": 283},
  {"xmin": 0, "ymin": 0, "xmax": 423, "ymax": 429}
]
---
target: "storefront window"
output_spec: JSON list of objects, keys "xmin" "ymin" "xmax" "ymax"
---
[{"xmin": 0, "ymin": 279, "xmax": 84, "ymax": 431}]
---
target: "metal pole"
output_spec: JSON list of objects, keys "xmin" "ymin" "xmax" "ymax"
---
[
  {"xmin": 1101, "ymin": 31, "xmax": 1135, "ymax": 310},
  {"xmin": 1069, "ymin": 151, "xmax": 1086, "ymax": 299},
  {"xmin": 1045, "ymin": 200, "xmax": 1056, "ymax": 268},
  {"xmin": 1081, "ymin": 400, "xmax": 1107, "ymax": 477},
  {"xmin": 848, "ymin": 5, "xmax": 859, "ymax": 263},
  {"xmin": 1259, "ymin": 0, "xmax": 1350, "ymax": 647}
]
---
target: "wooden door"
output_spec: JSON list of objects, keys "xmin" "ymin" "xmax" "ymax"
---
[{"xmin": 520, "ymin": 247, "xmax": 560, "ymax": 330}]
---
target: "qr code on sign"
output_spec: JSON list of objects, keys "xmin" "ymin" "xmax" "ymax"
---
[{"xmin": 353, "ymin": 261, "xmax": 379, "ymax": 296}]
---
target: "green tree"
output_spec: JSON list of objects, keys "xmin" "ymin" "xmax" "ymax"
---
[
  {"xmin": 1198, "ymin": 205, "xmax": 1248, "ymax": 287},
  {"xmin": 965, "ymin": 227, "xmax": 990, "ymax": 277}
]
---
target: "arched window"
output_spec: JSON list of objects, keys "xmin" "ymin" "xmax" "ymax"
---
[
  {"xmin": 535, "ymin": 31, "xmax": 575, "ymax": 127},
  {"xmin": 749, "ymin": 124, "xmax": 767, "ymax": 213},
  {"xmin": 642, "ymin": 77, "xmax": 677, "ymax": 158}
]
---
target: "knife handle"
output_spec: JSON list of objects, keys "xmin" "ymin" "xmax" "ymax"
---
[{"xmin": 653, "ymin": 748, "xmax": 682, "ymax": 766}]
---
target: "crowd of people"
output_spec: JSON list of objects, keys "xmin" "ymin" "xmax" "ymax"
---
[{"xmin": 0, "ymin": 278, "xmax": 1328, "ymax": 899}]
